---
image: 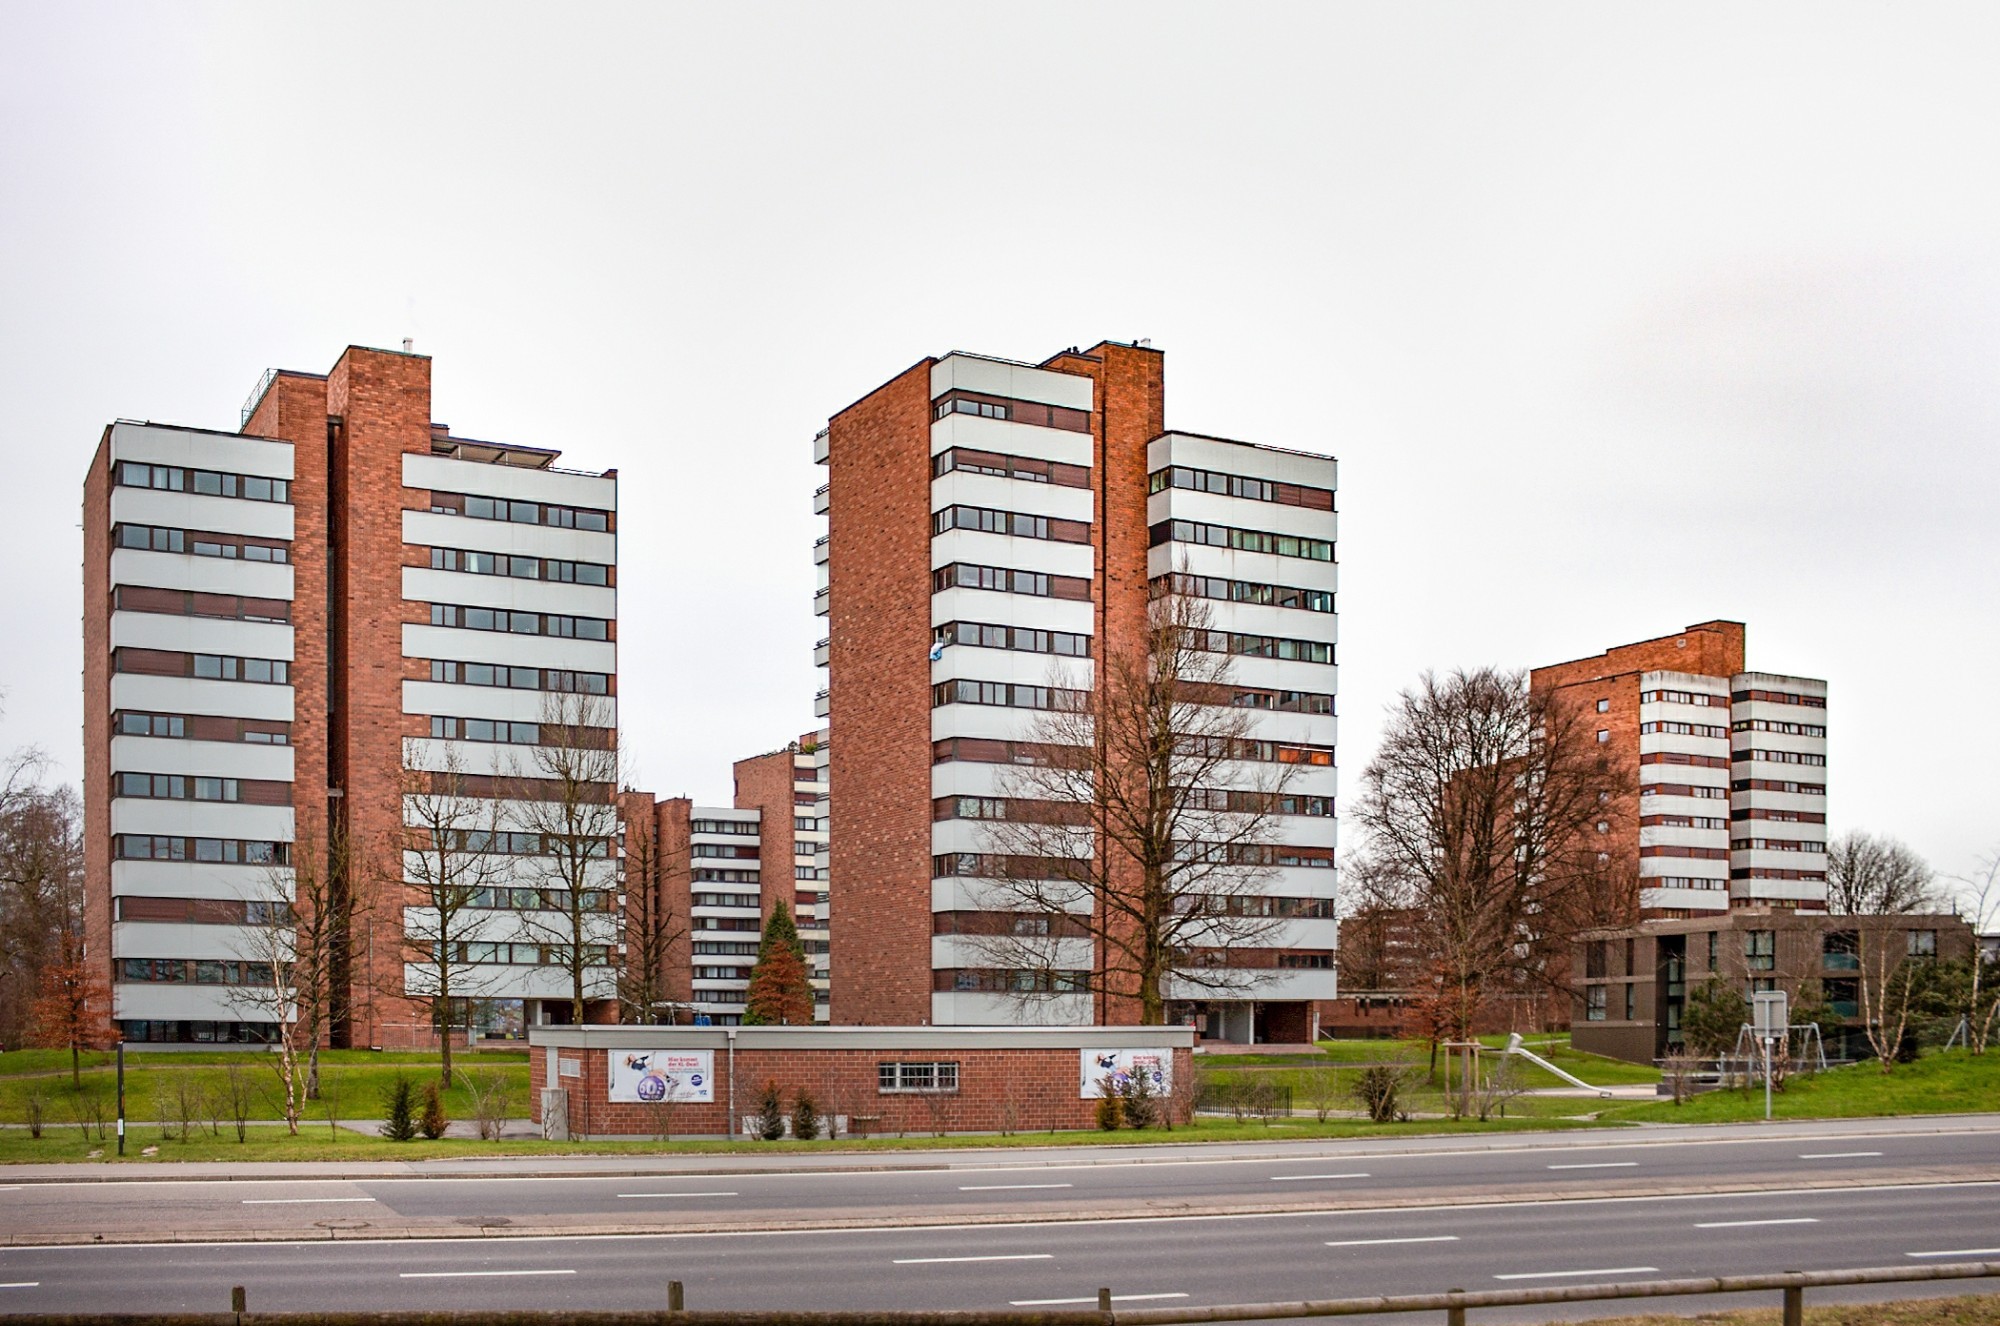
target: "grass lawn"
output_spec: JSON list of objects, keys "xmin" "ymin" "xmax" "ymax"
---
[
  {"xmin": 1600, "ymin": 1047, "xmax": 2000, "ymax": 1124},
  {"xmin": 0, "ymin": 1047, "xmax": 530, "ymax": 1131},
  {"xmin": 1563, "ymin": 1296, "xmax": 2000, "ymax": 1325}
]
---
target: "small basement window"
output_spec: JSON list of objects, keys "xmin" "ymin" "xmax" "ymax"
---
[{"xmin": 878, "ymin": 1061, "xmax": 959, "ymax": 1094}]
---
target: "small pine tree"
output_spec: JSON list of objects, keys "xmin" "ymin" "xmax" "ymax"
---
[
  {"xmin": 755, "ymin": 1079, "xmax": 786, "ymax": 1141},
  {"xmin": 1094, "ymin": 1078, "xmax": 1123, "ymax": 1131},
  {"xmin": 790, "ymin": 1086, "xmax": 821, "ymax": 1141},
  {"xmin": 419, "ymin": 1080, "xmax": 449, "ymax": 1140},
  {"xmin": 381, "ymin": 1077, "xmax": 417, "ymax": 1142},
  {"xmin": 1120, "ymin": 1070, "xmax": 1159, "ymax": 1129},
  {"xmin": 743, "ymin": 899, "xmax": 815, "ymax": 1026}
]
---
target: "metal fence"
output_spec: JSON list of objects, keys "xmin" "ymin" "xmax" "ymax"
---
[{"xmin": 47, "ymin": 1261, "xmax": 2000, "ymax": 1326}]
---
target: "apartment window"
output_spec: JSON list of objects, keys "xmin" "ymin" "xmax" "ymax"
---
[
  {"xmin": 930, "ymin": 390, "xmax": 1090, "ymax": 433},
  {"xmin": 1147, "ymin": 464, "xmax": 1335, "ymax": 511},
  {"xmin": 945, "ymin": 621, "xmax": 1090, "ymax": 658},
  {"xmin": 878, "ymin": 1061, "xmax": 959, "ymax": 1094},
  {"xmin": 1624, "ymin": 984, "xmax": 1637, "ymax": 1020},
  {"xmin": 1585, "ymin": 986, "xmax": 1608, "ymax": 1021},
  {"xmin": 1823, "ymin": 930, "xmax": 1859, "ymax": 970},
  {"xmin": 933, "ymin": 562, "xmax": 1092, "ymax": 601},
  {"xmin": 1160, "ymin": 573, "xmax": 1335, "ymax": 615},
  {"xmin": 1149, "ymin": 519, "xmax": 1335, "ymax": 562},
  {"xmin": 932, "ymin": 448, "xmax": 1089, "ymax": 488},
  {"xmin": 1707, "ymin": 931, "xmax": 1718, "ymax": 973},
  {"xmin": 932, "ymin": 504, "xmax": 1090, "ymax": 544},
  {"xmin": 1277, "ymin": 952, "xmax": 1334, "ymax": 970},
  {"xmin": 1585, "ymin": 941, "xmax": 1607, "ymax": 979},
  {"xmin": 116, "ymin": 713, "xmax": 187, "ymax": 739},
  {"xmin": 1596, "ymin": 698, "xmax": 1609, "ymax": 713},
  {"xmin": 1908, "ymin": 930, "xmax": 1938, "ymax": 960},
  {"xmin": 1203, "ymin": 631, "xmax": 1334, "ymax": 664},
  {"xmin": 1597, "ymin": 729, "xmax": 1610, "ymax": 744},
  {"xmin": 1746, "ymin": 930, "xmax": 1775, "ymax": 972},
  {"xmin": 932, "ymin": 680, "xmax": 1085, "ymax": 711},
  {"xmin": 119, "ymin": 463, "xmax": 288, "ymax": 503}
]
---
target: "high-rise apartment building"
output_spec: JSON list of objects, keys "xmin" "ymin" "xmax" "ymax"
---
[
  {"xmin": 816, "ymin": 341, "xmax": 1338, "ymax": 1039},
  {"xmin": 620, "ymin": 737, "xmax": 830, "ymax": 1025},
  {"xmin": 84, "ymin": 345, "xmax": 621, "ymax": 1045},
  {"xmin": 1530, "ymin": 621, "xmax": 1828, "ymax": 919}
]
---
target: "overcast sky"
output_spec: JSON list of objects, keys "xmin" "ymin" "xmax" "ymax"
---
[{"xmin": 3, "ymin": 4, "xmax": 1995, "ymax": 888}]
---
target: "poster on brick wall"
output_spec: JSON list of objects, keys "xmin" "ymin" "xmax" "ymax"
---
[
  {"xmin": 1079, "ymin": 1048, "xmax": 1173, "ymax": 1099},
  {"xmin": 609, "ymin": 1049, "xmax": 715, "ymax": 1103}
]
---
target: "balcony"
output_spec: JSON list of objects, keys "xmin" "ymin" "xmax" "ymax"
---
[
  {"xmin": 813, "ymin": 534, "xmax": 830, "ymax": 566},
  {"xmin": 813, "ymin": 637, "xmax": 830, "ymax": 669},
  {"xmin": 813, "ymin": 483, "xmax": 830, "ymax": 516},
  {"xmin": 813, "ymin": 586, "xmax": 830, "ymax": 617},
  {"xmin": 813, "ymin": 429, "xmax": 830, "ymax": 465},
  {"xmin": 814, "ymin": 688, "xmax": 830, "ymax": 719}
]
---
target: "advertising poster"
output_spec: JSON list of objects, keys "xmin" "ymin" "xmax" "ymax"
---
[
  {"xmin": 1079, "ymin": 1047, "xmax": 1173, "ymax": 1099},
  {"xmin": 609, "ymin": 1049, "xmax": 715, "ymax": 1103}
]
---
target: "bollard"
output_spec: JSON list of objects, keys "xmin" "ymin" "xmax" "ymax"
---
[
  {"xmin": 1783, "ymin": 1284, "xmax": 1803, "ymax": 1326},
  {"xmin": 230, "ymin": 1285, "xmax": 246, "ymax": 1325},
  {"xmin": 668, "ymin": 1280, "xmax": 685, "ymax": 1313},
  {"xmin": 1446, "ymin": 1286, "xmax": 1466, "ymax": 1326},
  {"xmin": 1098, "ymin": 1285, "xmax": 1112, "ymax": 1313}
]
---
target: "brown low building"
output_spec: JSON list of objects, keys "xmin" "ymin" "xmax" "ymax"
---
[
  {"xmin": 1572, "ymin": 908, "xmax": 1975, "ymax": 1063},
  {"xmin": 528, "ymin": 1024, "xmax": 1196, "ymax": 1138}
]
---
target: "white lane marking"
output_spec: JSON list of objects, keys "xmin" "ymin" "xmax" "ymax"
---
[
  {"xmin": 958, "ymin": 1183, "xmax": 1072, "ymax": 1191},
  {"xmin": 1495, "ymin": 1266, "xmax": 1658, "ymax": 1281},
  {"xmin": 1799, "ymin": 1151, "xmax": 1882, "ymax": 1159},
  {"xmin": 616, "ymin": 1192, "xmax": 738, "ymax": 1199},
  {"xmin": 894, "ymin": 1254, "xmax": 1054, "ymax": 1265},
  {"xmin": 1908, "ymin": 1247, "xmax": 2000, "ymax": 1258},
  {"xmin": 1272, "ymin": 1173, "xmax": 1370, "ymax": 1182},
  {"xmin": 400, "ymin": 1269, "xmax": 576, "ymax": 1279},
  {"xmin": 1013, "ymin": 1293, "xmax": 1188, "ymax": 1305},
  {"xmin": 0, "ymin": 1283, "xmax": 41, "ymax": 1290},
  {"xmin": 242, "ymin": 1197, "xmax": 377, "ymax": 1205},
  {"xmin": 1548, "ymin": 1162, "xmax": 1638, "ymax": 1170},
  {"xmin": 1325, "ymin": 1236, "xmax": 1460, "ymax": 1247},
  {"xmin": 1695, "ymin": 1218, "xmax": 1819, "ymax": 1229},
  {"xmin": 22, "ymin": 1180, "xmax": 2000, "ymax": 1252}
]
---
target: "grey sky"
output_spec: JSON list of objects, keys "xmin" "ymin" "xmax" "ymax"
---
[{"xmin": 2, "ymin": 4, "xmax": 1995, "ymax": 883}]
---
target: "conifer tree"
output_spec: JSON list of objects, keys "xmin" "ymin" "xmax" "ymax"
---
[{"xmin": 743, "ymin": 899, "xmax": 814, "ymax": 1026}]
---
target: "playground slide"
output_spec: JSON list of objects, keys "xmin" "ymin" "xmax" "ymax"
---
[{"xmin": 1504, "ymin": 1033, "xmax": 1613, "ymax": 1097}]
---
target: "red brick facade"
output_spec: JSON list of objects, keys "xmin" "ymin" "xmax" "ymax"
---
[
  {"xmin": 528, "ymin": 1027, "xmax": 1195, "ymax": 1138},
  {"xmin": 732, "ymin": 749, "xmax": 797, "ymax": 925}
]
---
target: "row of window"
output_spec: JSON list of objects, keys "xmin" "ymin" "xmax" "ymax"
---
[
  {"xmin": 1160, "ymin": 573, "xmax": 1335, "ymax": 615},
  {"xmin": 1173, "ymin": 841, "xmax": 1336, "ymax": 868},
  {"xmin": 118, "ymin": 462, "xmax": 289, "ymax": 503},
  {"xmin": 1733, "ymin": 689, "xmax": 1825, "ymax": 708},
  {"xmin": 429, "ymin": 492, "xmax": 610, "ymax": 531},
  {"xmin": 428, "ymin": 604, "xmax": 610, "ymax": 640},
  {"xmin": 692, "ymin": 843, "xmax": 759, "ymax": 859},
  {"xmin": 942, "ymin": 620, "xmax": 1090, "ymax": 657},
  {"xmin": 932, "ymin": 390, "xmax": 1091, "ymax": 433},
  {"xmin": 1734, "ymin": 719, "xmax": 1825, "ymax": 737},
  {"xmin": 932, "ymin": 505, "xmax": 1090, "ymax": 545},
  {"xmin": 115, "ymin": 773, "xmax": 286, "ymax": 806},
  {"xmin": 465, "ymin": 886, "xmax": 613, "ymax": 912},
  {"xmin": 934, "ymin": 852, "xmax": 1084, "ymax": 881},
  {"xmin": 691, "ymin": 818, "xmax": 758, "ymax": 835},
  {"xmin": 692, "ymin": 893, "xmax": 760, "ymax": 910},
  {"xmin": 931, "ymin": 680, "xmax": 1087, "ymax": 711},
  {"xmin": 428, "ymin": 942, "xmax": 614, "ymax": 966},
  {"xmin": 444, "ymin": 830, "xmax": 612, "ymax": 858},
  {"xmin": 116, "ymin": 712, "xmax": 290, "ymax": 745},
  {"xmin": 115, "ymin": 835, "xmax": 287, "ymax": 864},
  {"xmin": 932, "ymin": 447, "xmax": 1089, "ymax": 488},
  {"xmin": 113, "ymin": 649, "xmax": 289, "ymax": 685},
  {"xmin": 878, "ymin": 1060, "xmax": 961, "ymax": 1093},
  {"xmin": 115, "ymin": 895, "xmax": 287, "ymax": 925},
  {"xmin": 1733, "ymin": 868, "xmax": 1826, "ymax": 882},
  {"xmin": 1639, "ymin": 688, "xmax": 1724, "ymax": 707},
  {"xmin": 1642, "ymin": 721, "xmax": 1727, "ymax": 738},
  {"xmin": 427, "ymin": 716, "xmax": 541, "ymax": 744},
  {"xmin": 1204, "ymin": 631, "xmax": 1334, "ymax": 664},
  {"xmin": 929, "ymin": 735, "xmax": 1335, "ymax": 769},
  {"xmin": 1640, "ymin": 814, "xmax": 1729, "ymax": 829},
  {"xmin": 116, "ymin": 524, "xmax": 290, "ymax": 563},
  {"xmin": 114, "ymin": 585, "xmax": 290, "ymax": 624},
  {"xmin": 427, "ymin": 659, "xmax": 612, "ymax": 695},
  {"xmin": 1183, "ymin": 788, "xmax": 1336, "ymax": 819},
  {"xmin": 692, "ymin": 940, "xmax": 759, "ymax": 957},
  {"xmin": 1733, "ymin": 778, "xmax": 1825, "ymax": 796},
  {"xmin": 1741, "ymin": 749, "xmax": 1826, "ymax": 766},
  {"xmin": 1147, "ymin": 465, "xmax": 1335, "ymax": 511},
  {"xmin": 694, "ymin": 965, "xmax": 751, "ymax": 981},
  {"xmin": 1740, "ymin": 808, "xmax": 1825, "ymax": 823},
  {"xmin": 1639, "ymin": 751, "xmax": 1730, "ymax": 770},
  {"xmin": 428, "ymin": 547, "xmax": 611, "ymax": 585},
  {"xmin": 1643, "ymin": 876, "xmax": 1727, "ymax": 891},
  {"xmin": 1277, "ymin": 952, "xmax": 1334, "ymax": 969},
  {"xmin": 933, "ymin": 561, "xmax": 1091, "ymax": 601},
  {"xmin": 120, "ymin": 958, "xmax": 275, "ymax": 986},
  {"xmin": 1732, "ymin": 838, "xmax": 1827, "ymax": 853},
  {"xmin": 1639, "ymin": 845, "xmax": 1730, "ymax": 860},
  {"xmin": 692, "ymin": 916, "xmax": 760, "ymax": 932},
  {"xmin": 693, "ymin": 868, "xmax": 759, "ymax": 884},
  {"xmin": 1641, "ymin": 783, "xmax": 1727, "ymax": 800},
  {"xmin": 1150, "ymin": 519, "xmax": 1335, "ymax": 562},
  {"xmin": 937, "ymin": 969, "xmax": 1089, "ymax": 995}
]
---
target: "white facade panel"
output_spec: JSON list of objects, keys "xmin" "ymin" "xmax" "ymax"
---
[
  {"xmin": 1160, "ymin": 489, "xmax": 1337, "ymax": 544},
  {"xmin": 931, "ymin": 935, "xmax": 1095, "ymax": 971},
  {"xmin": 1638, "ymin": 825, "xmax": 1729, "ymax": 850},
  {"xmin": 402, "ymin": 681, "xmax": 592, "ymax": 723},
  {"xmin": 931, "ymin": 991, "xmax": 1090, "ymax": 1027},
  {"xmin": 1150, "ymin": 434, "xmax": 1337, "ymax": 491},
  {"xmin": 928, "ymin": 413, "xmax": 1094, "ymax": 466},
  {"xmin": 402, "ymin": 623, "xmax": 616, "ymax": 673},
  {"xmin": 1222, "ymin": 657, "xmax": 1338, "ymax": 694},
  {"xmin": 402, "ymin": 453, "xmax": 618, "ymax": 511},
  {"xmin": 928, "ymin": 587, "xmax": 1093, "ymax": 635},
  {"xmin": 1148, "ymin": 542, "xmax": 1339, "ymax": 594},
  {"xmin": 112, "ymin": 921, "xmax": 268, "ymax": 962},
  {"xmin": 110, "ymin": 860, "xmax": 289, "ymax": 902},
  {"xmin": 932, "ymin": 645, "xmax": 1093, "ymax": 691},
  {"xmin": 1162, "ymin": 968, "xmax": 1337, "ymax": 1001},
  {"xmin": 109, "ymin": 487, "xmax": 295, "ymax": 542},
  {"xmin": 109, "ymin": 676, "xmax": 294, "ymax": 722},
  {"xmin": 929, "ymin": 355, "xmax": 1094, "ymax": 411},
  {"xmin": 1638, "ymin": 887, "xmax": 1730, "ymax": 913},
  {"xmin": 930, "ymin": 704, "xmax": 1060, "ymax": 745},
  {"xmin": 1203, "ymin": 600, "xmax": 1340, "ymax": 644},
  {"xmin": 401, "ymin": 566, "xmax": 617, "ymax": 620},
  {"xmin": 111, "ymin": 800, "xmax": 294, "ymax": 840},
  {"xmin": 109, "ymin": 549, "xmax": 294, "ymax": 599},
  {"xmin": 401, "ymin": 738, "xmax": 548, "ymax": 777},
  {"xmin": 109, "ymin": 735, "xmax": 294, "ymax": 782},
  {"xmin": 110, "ymin": 613, "xmax": 293, "ymax": 661},
  {"xmin": 403, "ymin": 962, "xmax": 613, "ymax": 1002},
  {"xmin": 112, "ymin": 424, "xmax": 294, "ymax": 480},
  {"xmin": 402, "ymin": 510, "xmax": 616, "ymax": 566},
  {"xmin": 111, "ymin": 982, "xmax": 259, "ymax": 1023},
  {"xmin": 930, "ymin": 472, "xmax": 1093, "ymax": 523},
  {"xmin": 1730, "ymin": 877, "xmax": 1827, "ymax": 904},
  {"xmin": 929, "ymin": 530, "xmax": 1094, "ymax": 579},
  {"xmin": 930, "ymin": 876, "xmax": 1094, "ymax": 914}
]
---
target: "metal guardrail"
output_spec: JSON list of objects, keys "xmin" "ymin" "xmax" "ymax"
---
[{"xmin": 65, "ymin": 1261, "xmax": 1997, "ymax": 1326}]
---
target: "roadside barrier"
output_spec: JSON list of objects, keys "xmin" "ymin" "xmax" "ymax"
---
[{"xmin": 28, "ymin": 1260, "xmax": 2000, "ymax": 1326}]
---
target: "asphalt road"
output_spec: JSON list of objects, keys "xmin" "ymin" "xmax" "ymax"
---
[
  {"xmin": 3, "ymin": 1117, "xmax": 1998, "ymax": 1244},
  {"xmin": 1, "ymin": 1183, "xmax": 1997, "ymax": 1321}
]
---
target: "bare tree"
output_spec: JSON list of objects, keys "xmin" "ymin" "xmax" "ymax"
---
[
  {"xmin": 1352, "ymin": 667, "xmax": 1629, "ymax": 1049},
  {"xmin": 968, "ymin": 589, "xmax": 1304, "ymax": 1025},
  {"xmin": 227, "ymin": 884, "xmax": 304, "ymax": 1133},
  {"xmin": 512, "ymin": 692, "xmax": 621, "ymax": 1026},
  {"xmin": 1952, "ymin": 848, "xmax": 2000, "ymax": 1054},
  {"xmin": 1823, "ymin": 833, "xmax": 1942, "ymax": 1073},
  {"xmin": 616, "ymin": 792, "xmax": 685, "ymax": 1025},
  {"xmin": 400, "ymin": 739, "xmax": 509, "ymax": 1086},
  {"xmin": 242, "ymin": 815, "xmax": 363, "ymax": 1102},
  {"xmin": 0, "ymin": 745, "xmax": 84, "ymax": 1052},
  {"xmin": 1826, "ymin": 832, "xmax": 1940, "ymax": 916}
]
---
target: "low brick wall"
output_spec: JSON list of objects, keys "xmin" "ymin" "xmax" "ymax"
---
[{"xmin": 528, "ymin": 1025, "xmax": 1197, "ymax": 1138}]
